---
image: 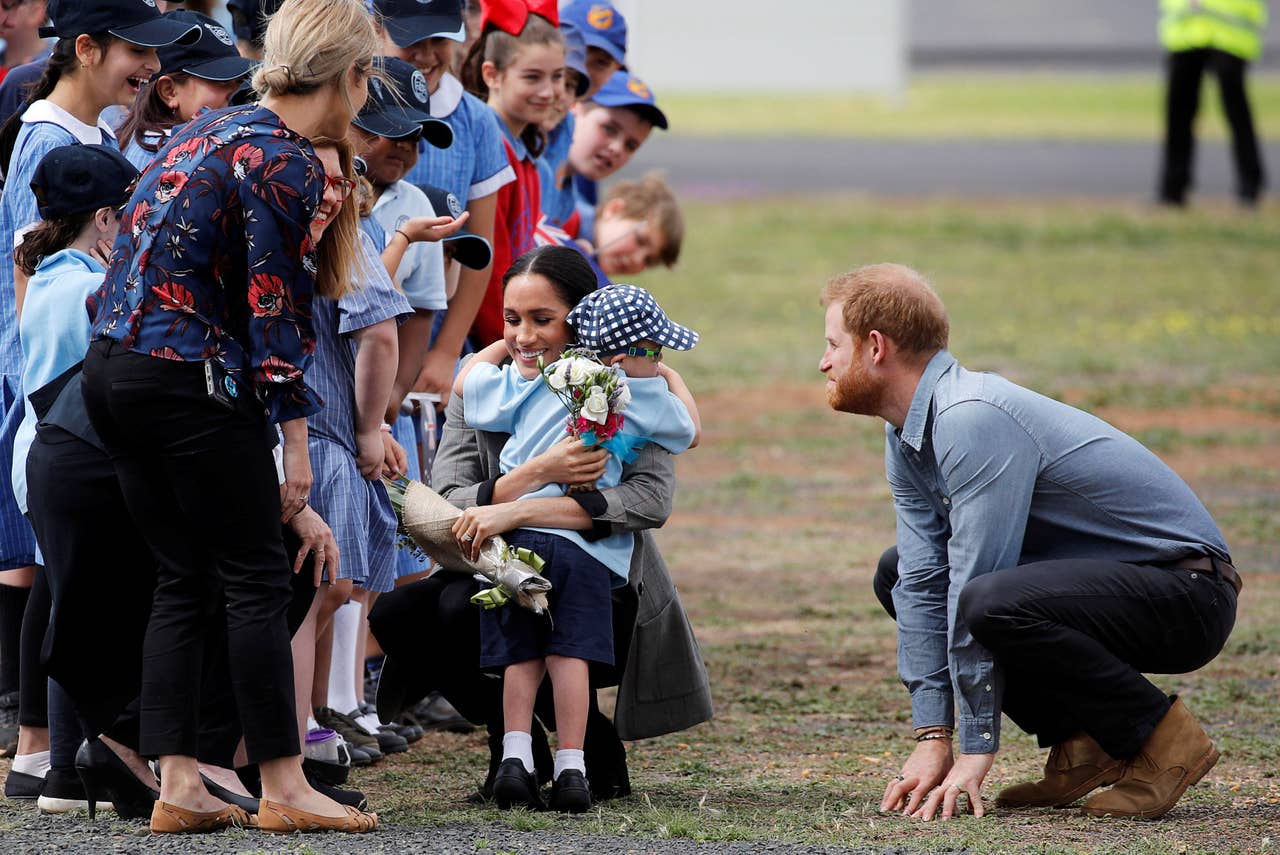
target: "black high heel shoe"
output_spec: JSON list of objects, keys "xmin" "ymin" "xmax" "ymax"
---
[
  {"xmin": 74, "ymin": 738, "xmax": 159, "ymax": 821},
  {"xmin": 200, "ymin": 773, "xmax": 260, "ymax": 815}
]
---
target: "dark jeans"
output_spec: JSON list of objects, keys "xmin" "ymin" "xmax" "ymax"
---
[
  {"xmin": 873, "ymin": 545, "xmax": 1236, "ymax": 759},
  {"xmin": 82, "ymin": 341, "xmax": 298, "ymax": 762},
  {"xmin": 1159, "ymin": 48, "xmax": 1266, "ymax": 204}
]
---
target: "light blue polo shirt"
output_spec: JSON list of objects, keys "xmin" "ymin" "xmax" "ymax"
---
[{"xmin": 370, "ymin": 179, "xmax": 448, "ymax": 312}]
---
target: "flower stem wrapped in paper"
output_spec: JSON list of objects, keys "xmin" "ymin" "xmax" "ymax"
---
[
  {"xmin": 383, "ymin": 476, "xmax": 552, "ymax": 615},
  {"xmin": 538, "ymin": 347, "xmax": 644, "ymax": 492}
]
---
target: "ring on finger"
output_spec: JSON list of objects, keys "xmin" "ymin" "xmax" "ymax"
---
[
  {"xmin": 894, "ymin": 775, "xmax": 905, "ymax": 782},
  {"xmin": 462, "ymin": 534, "xmax": 474, "ymax": 542}
]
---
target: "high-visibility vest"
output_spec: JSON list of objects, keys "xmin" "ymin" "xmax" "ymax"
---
[{"xmin": 1160, "ymin": 0, "xmax": 1268, "ymax": 60}]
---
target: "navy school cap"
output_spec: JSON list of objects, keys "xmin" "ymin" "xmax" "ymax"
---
[
  {"xmin": 225, "ymin": 0, "xmax": 284, "ymax": 46},
  {"xmin": 39, "ymin": 0, "xmax": 203, "ymax": 48},
  {"xmin": 419, "ymin": 183, "xmax": 492, "ymax": 270},
  {"xmin": 30, "ymin": 143, "xmax": 140, "ymax": 220},
  {"xmin": 567, "ymin": 283, "xmax": 698, "ymax": 354},
  {"xmin": 354, "ymin": 56, "xmax": 453, "ymax": 148},
  {"xmin": 591, "ymin": 69, "xmax": 667, "ymax": 130},
  {"xmin": 560, "ymin": 0, "xmax": 626, "ymax": 67},
  {"xmin": 157, "ymin": 11, "xmax": 255, "ymax": 82},
  {"xmin": 560, "ymin": 20, "xmax": 590, "ymax": 98},
  {"xmin": 374, "ymin": 0, "xmax": 466, "ymax": 48}
]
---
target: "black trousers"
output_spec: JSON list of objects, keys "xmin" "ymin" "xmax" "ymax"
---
[
  {"xmin": 82, "ymin": 341, "xmax": 298, "ymax": 762},
  {"xmin": 1159, "ymin": 48, "xmax": 1266, "ymax": 204},
  {"xmin": 873, "ymin": 545, "xmax": 1236, "ymax": 759}
]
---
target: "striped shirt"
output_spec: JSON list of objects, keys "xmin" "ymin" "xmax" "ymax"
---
[
  {"xmin": 537, "ymin": 113, "xmax": 576, "ymax": 227},
  {"xmin": 404, "ymin": 72, "xmax": 514, "ymax": 204}
]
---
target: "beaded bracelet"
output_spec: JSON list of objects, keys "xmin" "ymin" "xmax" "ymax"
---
[{"xmin": 914, "ymin": 726, "xmax": 954, "ymax": 742}]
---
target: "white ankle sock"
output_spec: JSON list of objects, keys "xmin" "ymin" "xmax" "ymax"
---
[
  {"xmin": 553, "ymin": 748, "xmax": 585, "ymax": 780},
  {"xmin": 11, "ymin": 750, "xmax": 50, "ymax": 777},
  {"xmin": 502, "ymin": 731, "xmax": 535, "ymax": 775},
  {"xmin": 327, "ymin": 601, "xmax": 362, "ymax": 719}
]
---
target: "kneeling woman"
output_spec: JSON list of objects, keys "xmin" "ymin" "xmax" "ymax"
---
[{"xmin": 81, "ymin": 0, "xmax": 379, "ymax": 835}]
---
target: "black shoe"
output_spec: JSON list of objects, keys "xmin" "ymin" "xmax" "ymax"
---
[
  {"xmin": 410, "ymin": 692, "xmax": 474, "ymax": 734},
  {"xmin": 4, "ymin": 768, "xmax": 43, "ymax": 800},
  {"xmin": 201, "ymin": 773, "xmax": 260, "ymax": 815},
  {"xmin": 306, "ymin": 774, "xmax": 368, "ymax": 811},
  {"xmin": 347, "ymin": 744, "xmax": 375, "ymax": 767},
  {"xmin": 492, "ymin": 758, "xmax": 544, "ymax": 811},
  {"xmin": 549, "ymin": 769, "xmax": 591, "ymax": 814},
  {"xmin": 37, "ymin": 766, "xmax": 106, "ymax": 815},
  {"xmin": 74, "ymin": 738, "xmax": 159, "ymax": 821}
]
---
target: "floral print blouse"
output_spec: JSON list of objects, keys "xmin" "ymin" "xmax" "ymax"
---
[{"xmin": 89, "ymin": 104, "xmax": 324, "ymax": 424}]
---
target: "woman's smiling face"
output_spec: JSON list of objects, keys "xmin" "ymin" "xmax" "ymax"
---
[
  {"xmin": 502, "ymin": 272, "xmax": 576, "ymax": 380},
  {"xmin": 310, "ymin": 144, "xmax": 345, "ymax": 245}
]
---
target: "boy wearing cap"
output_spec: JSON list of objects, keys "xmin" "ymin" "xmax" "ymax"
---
[
  {"xmin": 374, "ymin": 0, "xmax": 516, "ymax": 400},
  {"xmin": 455, "ymin": 279, "xmax": 699, "ymax": 812},
  {"xmin": 559, "ymin": 0, "xmax": 626, "ymax": 97},
  {"xmin": 557, "ymin": 69, "xmax": 667, "ymax": 239}
]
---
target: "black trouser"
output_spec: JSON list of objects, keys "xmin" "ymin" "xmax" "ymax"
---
[
  {"xmin": 82, "ymin": 341, "xmax": 298, "ymax": 762},
  {"xmin": 873, "ymin": 546, "xmax": 1236, "ymax": 759},
  {"xmin": 16, "ymin": 564, "xmax": 49, "ymax": 728},
  {"xmin": 1159, "ymin": 48, "xmax": 1266, "ymax": 204}
]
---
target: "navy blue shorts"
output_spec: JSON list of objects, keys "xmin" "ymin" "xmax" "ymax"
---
[{"xmin": 479, "ymin": 529, "xmax": 614, "ymax": 669}]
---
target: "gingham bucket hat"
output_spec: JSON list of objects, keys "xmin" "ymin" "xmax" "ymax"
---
[{"xmin": 567, "ymin": 284, "xmax": 699, "ymax": 353}]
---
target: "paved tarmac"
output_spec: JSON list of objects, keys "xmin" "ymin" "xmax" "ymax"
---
[{"xmin": 620, "ymin": 135, "xmax": 1280, "ymax": 202}]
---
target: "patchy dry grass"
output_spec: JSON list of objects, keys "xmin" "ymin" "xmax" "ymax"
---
[{"xmin": 348, "ymin": 197, "xmax": 1280, "ymax": 852}]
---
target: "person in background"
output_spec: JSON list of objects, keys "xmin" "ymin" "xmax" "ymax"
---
[
  {"xmin": 536, "ymin": 19, "xmax": 589, "ymax": 229},
  {"xmin": 1157, "ymin": 0, "xmax": 1268, "ymax": 207},
  {"xmin": 460, "ymin": 0, "xmax": 563, "ymax": 347},
  {"xmin": 561, "ymin": 69, "xmax": 666, "ymax": 240},
  {"xmin": 374, "ymin": 0, "xmax": 514, "ymax": 402},
  {"xmin": 117, "ymin": 9, "xmax": 254, "ymax": 170},
  {"xmin": 558, "ymin": 0, "xmax": 624, "ymax": 97},
  {"xmin": 225, "ymin": 0, "xmax": 283, "ymax": 61},
  {"xmin": 1, "ymin": 0, "xmax": 47, "ymax": 76},
  {"xmin": 534, "ymin": 170, "xmax": 684, "ymax": 289}
]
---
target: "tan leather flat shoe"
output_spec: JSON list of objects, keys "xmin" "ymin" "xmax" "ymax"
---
[
  {"xmin": 257, "ymin": 798, "xmax": 378, "ymax": 833},
  {"xmin": 150, "ymin": 800, "xmax": 252, "ymax": 833}
]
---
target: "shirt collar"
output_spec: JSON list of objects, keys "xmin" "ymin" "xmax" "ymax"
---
[
  {"xmin": 496, "ymin": 116, "xmax": 530, "ymax": 161},
  {"xmin": 897, "ymin": 349, "xmax": 956, "ymax": 451},
  {"xmin": 35, "ymin": 247, "xmax": 105, "ymax": 276},
  {"xmin": 430, "ymin": 73, "xmax": 464, "ymax": 119},
  {"xmin": 21, "ymin": 100, "xmax": 116, "ymax": 145}
]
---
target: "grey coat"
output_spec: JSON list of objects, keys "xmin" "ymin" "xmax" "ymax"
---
[{"xmin": 431, "ymin": 387, "xmax": 713, "ymax": 740}]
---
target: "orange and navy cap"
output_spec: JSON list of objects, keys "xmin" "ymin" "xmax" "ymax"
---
[
  {"xmin": 561, "ymin": 0, "xmax": 626, "ymax": 67},
  {"xmin": 591, "ymin": 69, "xmax": 666, "ymax": 130}
]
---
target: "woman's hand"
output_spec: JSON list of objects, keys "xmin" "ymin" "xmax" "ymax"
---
[
  {"xmin": 382, "ymin": 430, "xmax": 408, "ymax": 479},
  {"xmin": 397, "ymin": 211, "xmax": 469, "ymax": 243},
  {"xmin": 88, "ymin": 237, "xmax": 114, "ymax": 268},
  {"xmin": 911, "ymin": 752, "xmax": 993, "ymax": 821},
  {"xmin": 355, "ymin": 427, "xmax": 384, "ymax": 481},
  {"xmin": 288, "ymin": 505, "xmax": 339, "ymax": 587},
  {"xmin": 530, "ymin": 436, "xmax": 609, "ymax": 487},
  {"xmin": 279, "ymin": 425, "xmax": 313, "ymax": 523},
  {"xmin": 451, "ymin": 503, "xmax": 526, "ymax": 562}
]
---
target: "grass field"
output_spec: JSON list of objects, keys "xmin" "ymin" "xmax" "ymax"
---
[
  {"xmin": 659, "ymin": 73, "xmax": 1280, "ymax": 142},
  {"xmin": 349, "ymin": 198, "xmax": 1280, "ymax": 853}
]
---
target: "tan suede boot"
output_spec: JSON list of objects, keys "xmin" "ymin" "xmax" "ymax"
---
[
  {"xmin": 1082, "ymin": 697, "xmax": 1220, "ymax": 820},
  {"xmin": 995, "ymin": 732, "xmax": 1123, "ymax": 808}
]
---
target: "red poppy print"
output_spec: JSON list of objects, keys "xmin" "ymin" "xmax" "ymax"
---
[
  {"xmin": 152, "ymin": 281, "xmax": 196, "ymax": 313},
  {"xmin": 149, "ymin": 346, "xmax": 184, "ymax": 361},
  {"xmin": 248, "ymin": 273, "xmax": 286, "ymax": 318},
  {"xmin": 129, "ymin": 200, "xmax": 153, "ymax": 237},
  {"xmin": 260, "ymin": 354, "xmax": 300, "ymax": 383},
  {"xmin": 231, "ymin": 143, "xmax": 265, "ymax": 180},
  {"xmin": 153, "ymin": 171, "xmax": 189, "ymax": 205},
  {"xmin": 162, "ymin": 137, "xmax": 206, "ymax": 168}
]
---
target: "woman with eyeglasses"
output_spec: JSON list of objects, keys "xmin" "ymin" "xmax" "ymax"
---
[{"xmin": 80, "ymin": 0, "xmax": 380, "ymax": 835}]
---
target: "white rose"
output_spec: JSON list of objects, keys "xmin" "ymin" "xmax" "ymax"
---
[
  {"xmin": 546, "ymin": 360, "xmax": 569, "ymax": 390},
  {"xmin": 568, "ymin": 358, "xmax": 592, "ymax": 386},
  {"xmin": 582, "ymin": 386, "xmax": 610, "ymax": 424}
]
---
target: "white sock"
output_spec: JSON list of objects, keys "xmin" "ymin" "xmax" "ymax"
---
[
  {"xmin": 11, "ymin": 750, "xmax": 50, "ymax": 778},
  {"xmin": 326, "ymin": 601, "xmax": 361, "ymax": 720},
  {"xmin": 306, "ymin": 715, "xmax": 320, "ymax": 732},
  {"xmin": 553, "ymin": 748, "xmax": 585, "ymax": 780},
  {"xmin": 502, "ymin": 731, "xmax": 535, "ymax": 775}
]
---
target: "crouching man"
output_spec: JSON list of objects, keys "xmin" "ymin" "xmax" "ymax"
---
[{"xmin": 819, "ymin": 263, "xmax": 1239, "ymax": 821}]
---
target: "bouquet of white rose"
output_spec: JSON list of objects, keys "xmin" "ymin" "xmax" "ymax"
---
[{"xmin": 539, "ymin": 347, "xmax": 633, "ymax": 492}]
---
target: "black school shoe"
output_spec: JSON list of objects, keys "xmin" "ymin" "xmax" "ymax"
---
[
  {"xmin": 492, "ymin": 759, "xmax": 544, "ymax": 811},
  {"xmin": 4, "ymin": 768, "xmax": 43, "ymax": 800},
  {"xmin": 37, "ymin": 766, "xmax": 110, "ymax": 814},
  {"xmin": 549, "ymin": 769, "xmax": 592, "ymax": 814}
]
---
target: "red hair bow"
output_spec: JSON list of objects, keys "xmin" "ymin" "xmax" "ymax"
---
[{"xmin": 480, "ymin": 0, "xmax": 559, "ymax": 35}]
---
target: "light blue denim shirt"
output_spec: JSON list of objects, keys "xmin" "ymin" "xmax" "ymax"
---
[{"xmin": 886, "ymin": 350, "xmax": 1230, "ymax": 754}]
